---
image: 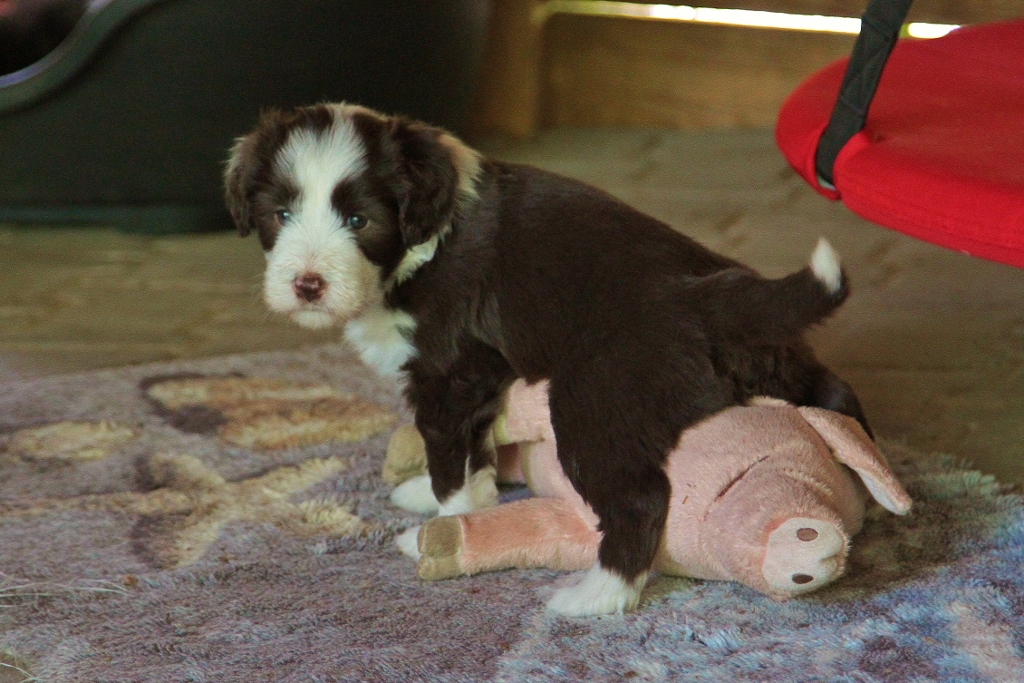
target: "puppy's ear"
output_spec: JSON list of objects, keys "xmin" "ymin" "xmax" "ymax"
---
[
  {"xmin": 224, "ymin": 133, "xmax": 260, "ymax": 237},
  {"xmin": 390, "ymin": 119, "xmax": 481, "ymax": 247}
]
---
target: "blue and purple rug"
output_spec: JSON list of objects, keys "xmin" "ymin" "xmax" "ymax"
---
[{"xmin": 0, "ymin": 344, "xmax": 1021, "ymax": 682}]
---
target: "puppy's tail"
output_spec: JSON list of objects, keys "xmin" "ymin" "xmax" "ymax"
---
[{"xmin": 695, "ymin": 238, "xmax": 848, "ymax": 345}]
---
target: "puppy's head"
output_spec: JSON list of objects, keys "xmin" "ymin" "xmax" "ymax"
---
[{"xmin": 225, "ymin": 103, "xmax": 481, "ymax": 329}]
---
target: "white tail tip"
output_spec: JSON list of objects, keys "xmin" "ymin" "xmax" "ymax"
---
[{"xmin": 810, "ymin": 238, "xmax": 842, "ymax": 294}]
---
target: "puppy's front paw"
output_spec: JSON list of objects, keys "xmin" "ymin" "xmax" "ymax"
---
[
  {"xmin": 547, "ymin": 565, "xmax": 647, "ymax": 617},
  {"xmin": 437, "ymin": 465, "xmax": 498, "ymax": 516},
  {"xmin": 390, "ymin": 474, "xmax": 440, "ymax": 514}
]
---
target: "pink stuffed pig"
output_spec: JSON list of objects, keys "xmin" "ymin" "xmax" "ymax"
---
[{"xmin": 394, "ymin": 379, "xmax": 911, "ymax": 600}]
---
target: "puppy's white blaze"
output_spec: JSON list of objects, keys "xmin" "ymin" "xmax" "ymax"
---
[
  {"xmin": 437, "ymin": 465, "xmax": 499, "ymax": 517},
  {"xmin": 396, "ymin": 526, "xmax": 422, "ymax": 561},
  {"xmin": 390, "ymin": 475, "xmax": 440, "ymax": 515},
  {"xmin": 264, "ymin": 115, "xmax": 380, "ymax": 328},
  {"xmin": 277, "ymin": 116, "xmax": 366, "ymax": 190},
  {"xmin": 547, "ymin": 566, "xmax": 648, "ymax": 617},
  {"xmin": 345, "ymin": 305, "xmax": 418, "ymax": 377},
  {"xmin": 810, "ymin": 237, "xmax": 842, "ymax": 294}
]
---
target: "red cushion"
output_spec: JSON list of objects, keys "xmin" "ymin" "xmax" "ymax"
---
[{"xmin": 776, "ymin": 20, "xmax": 1024, "ymax": 268}]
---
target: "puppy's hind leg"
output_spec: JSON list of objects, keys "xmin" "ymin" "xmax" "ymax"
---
[
  {"xmin": 545, "ymin": 455, "xmax": 670, "ymax": 616},
  {"xmin": 544, "ymin": 374, "xmax": 681, "ymax": 616}
]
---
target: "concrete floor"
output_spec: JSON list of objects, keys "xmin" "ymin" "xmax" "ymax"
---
[{"xmin": 2, "ymin": 128, "xmax": 1022, "ymax": 484}]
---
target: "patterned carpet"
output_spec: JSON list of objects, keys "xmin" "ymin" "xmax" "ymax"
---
[{"xmin": 0, "ymin": 344, "xmax": 1022, "ymax": 682}]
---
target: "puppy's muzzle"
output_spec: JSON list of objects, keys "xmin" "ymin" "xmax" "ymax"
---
[{"xmin": 294, "ymin": 273, "xmax": 327, "ymax": 303}]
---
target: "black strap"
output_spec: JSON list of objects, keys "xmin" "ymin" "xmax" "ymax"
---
[{"xmin": 814, "ymin": 0, "xmax": 914, "ymax": 187}]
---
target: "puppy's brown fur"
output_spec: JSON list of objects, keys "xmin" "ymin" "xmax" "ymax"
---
[{"xmin": 226, "ymin": 104, "xmax": 868, "ymax": 595}]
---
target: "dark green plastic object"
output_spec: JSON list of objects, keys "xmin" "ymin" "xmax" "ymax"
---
[{"xmin": 0, "ymin": 0, "xmax": 491, "ymax": 233}]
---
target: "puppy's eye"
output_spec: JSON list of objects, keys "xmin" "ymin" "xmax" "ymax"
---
[
  {"xmin": 344, "ymin": 214, "xmax": 368, "ymax": 230},
  {"xmin": 274, "ymin": 209, "xmax": 291, "ymax": 226}
]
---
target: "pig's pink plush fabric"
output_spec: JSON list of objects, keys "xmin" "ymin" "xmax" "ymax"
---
[{"xmin": 413, "ymin": 380, "xmax": 911, "ymax": 599}]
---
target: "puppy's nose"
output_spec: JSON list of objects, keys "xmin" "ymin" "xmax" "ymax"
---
[{"xmin": 294, "ymin": 273, "xmax": 327, "ymax": 302}]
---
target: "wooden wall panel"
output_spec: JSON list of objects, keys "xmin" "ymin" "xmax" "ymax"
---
[
  {"xmin": 541, "ymin": 15, "xmax": 855, "ymax": 129},
  {"xmin": 469, "ymin": 0, "xmax": 547, "ymax": 138},
  {"xmin": 468, "ymin": 0, "xmax": 1023, "ymax": 137}
]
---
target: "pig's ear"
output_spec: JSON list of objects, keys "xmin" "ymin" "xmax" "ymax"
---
[{"xmin": 797, "ymin": 407, "xmax": 912, "ymax": 515}]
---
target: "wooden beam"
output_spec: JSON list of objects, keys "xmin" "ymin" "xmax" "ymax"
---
[
  {"xmin": 542, "ymin": 14, "xmax": 856, "ymax": 129},
  {"xmin": 469, "ymin": 0, "xmax": 1021, "ymax": 135},
  {"xmin": 469, "ymin": 0, "xmax": 547, "ymax": 138}
]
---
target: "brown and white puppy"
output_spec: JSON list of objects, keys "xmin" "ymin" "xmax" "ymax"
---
[{"xmin": 225, "ymin": 103, "xmax": 870, "ymax": 616}]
